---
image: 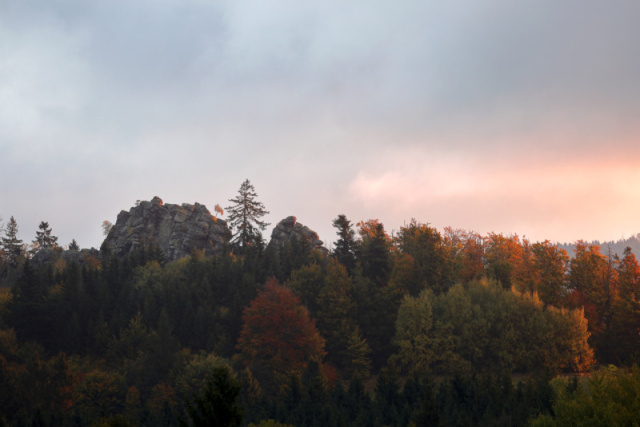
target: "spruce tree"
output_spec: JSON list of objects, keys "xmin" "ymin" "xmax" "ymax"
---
[
  {"xmin": 69, "ymin": 239, "xmax": 80, "ymax": 251},
  {"xmin": 332, "ymin": 214, "xmax": 357, "ymax": 274},
  {"xmin": 183, "ymin": 365, "xmax": 244, "ymax": 427},
  {"xmin": 2, "ymin": 216, "xmax": 23, "ymax": 267},
  {"xmin": 226, "ymin": 179, "xmax": 270, "ymax": 252},
  {"xmin": 33, "ymin": 221, "xmax": 58, "ymax": 251}
]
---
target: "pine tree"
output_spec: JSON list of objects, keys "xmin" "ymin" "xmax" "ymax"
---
[
  {"xmin": 226, "ymin": 179, "xmax": 270, "ymax": 252},
  {"xmin": 2, "ymin": 216, "xmax": 23, "ymax": 267}
]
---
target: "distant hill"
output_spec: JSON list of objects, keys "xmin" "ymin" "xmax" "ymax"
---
[{"xmin": 558, "ymin": 233, "xmax": 640, "ymax": 259}]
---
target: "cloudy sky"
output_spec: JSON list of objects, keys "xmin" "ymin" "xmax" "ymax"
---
[{"xmin": 2, "ymin": 0, "xmax": 640, "ymax": 250}]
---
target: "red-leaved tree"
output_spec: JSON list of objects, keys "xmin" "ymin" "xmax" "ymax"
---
[{"xmin": 235, "ymin": 278, "xmax": 325, "ymax": 390}]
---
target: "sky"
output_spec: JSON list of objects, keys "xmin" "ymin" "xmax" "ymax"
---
[{"xmin": 2, "ymin": 0, "xmax": 640, "ymax": 250}]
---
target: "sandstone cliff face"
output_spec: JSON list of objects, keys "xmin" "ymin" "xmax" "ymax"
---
[
  {"xmin": 104, "ymin": 197, "xmax": 231, "ymax": 261},
  {"xmin": 269, "ymin": 216, "xmax": 328, "ymax": 255}
]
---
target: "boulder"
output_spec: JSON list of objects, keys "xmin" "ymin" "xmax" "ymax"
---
[
  {"xmin": 103, "ymin": 196, "xmax": 231, "ymax": 261},
  {"xmin": 268, "ymin": 216, "xmax": 328, "ymax": 255}
]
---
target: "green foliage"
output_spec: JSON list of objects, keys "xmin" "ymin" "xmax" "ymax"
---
[
  {"xmin": 3, "ymin": 208, "xmax": 640, "ymax": 425},
  {"xmin": 393, "ymin": 279, "xmax": 594, "ymax": 375},
  {"xmin": 285, "ymin": 263, "xmax": 325, "ymax": 315},
  {"xmin": 352, "ymin": 269, "xmax": 402, "ymax": 368},
  {"xmin": 392, "ymin": 290, "xmax": 434, "ymax": 375},
  {"xmin": 33, "ymin": 221, "xmax": 58, "ymax": 252},
  {"xmin": 0, "ymin": 329, "xmax": 74, "ymax": 421},
  {"xmin": 69, "ymin": 239, "xmax": 80, "ymax": 251},
  {"xmin": 395, "ymin": 219, "xmax": 452, "ymax": 295},
  {"xmin": 531, "ymin": 366, "xmax": 640, "ymax": 426},
  {"xmin": 356, "ymin": 219, "xmax": 392, "ymax": 286},
  {"xmin": 1, "ymin": 217, "xmax": 23, "ymax": 268},
  {"xmin": 531, "ymin": 240, "xmax": 569, "ymax": 306},
  {"xmin": 315, "ymin": 261, "xmax": 360, "ymax": 373},
  {"xmin": 182, "ymin": 365, "xmax": 243, "ymax": 427},
  {"xmin": 174, "ymin": 350, "xmax": 228, "ymax": 401},
  {"xmin": 332, "ymin": 214, "xmax": 357, "ymax": 274},
  {"xmin": 74, "ymin": 369, "xmax": 126, "ymax": 420},
  {"xmin": 343, "ymin": 327, "xmax": 372, "ymax": 381}
]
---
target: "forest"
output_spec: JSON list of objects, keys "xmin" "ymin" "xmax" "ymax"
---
[{"xmin": 1, "ymin": 182, "xmax": 640, "ymax": 426}]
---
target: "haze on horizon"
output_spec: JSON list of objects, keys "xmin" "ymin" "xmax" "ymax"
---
[{"xmin": 2, "ymin": 0, "xmax": 640, "ymax": 249}]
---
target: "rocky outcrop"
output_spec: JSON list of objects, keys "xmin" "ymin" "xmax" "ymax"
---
[
  {"xmin": 31, "ymin": 247, "xmax": 100, "ymax": 266},
  {"xmin": 104, "ymin": 197, "xmax": 231, "ymax": 261},
  {"xmin": 268, "ymin": 216, "xmax": 328, "ymax": 255}
]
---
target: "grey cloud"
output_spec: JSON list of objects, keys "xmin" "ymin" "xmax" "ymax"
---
[{"xmin": 3, "ymin": 0, "xmax": 640, "ymax": 247}]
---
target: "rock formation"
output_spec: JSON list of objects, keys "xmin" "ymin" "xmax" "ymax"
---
[
  {"xmin": 104, "ymin": 197, "xmax": 231, "ymax": 261},
  {"xmin": 268, "ymin": 216, "xmax": 328, "ymax": 255},
  {"xmin": 31, "ymin": 247, "xmax": 100, "ymax": 266}
]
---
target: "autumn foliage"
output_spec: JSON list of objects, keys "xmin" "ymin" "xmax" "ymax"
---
[{"xmin": 235, "ymin": 278, "xmax": 325, "ymax": 388}]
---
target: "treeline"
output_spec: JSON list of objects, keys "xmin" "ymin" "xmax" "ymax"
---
[
  {"xmin": 559, "ymin": 233, "xmax": 640, "ymax": 260},
  {"xmin": 1, "ymin": 208, "xmax": 640, "ymax": 425}
]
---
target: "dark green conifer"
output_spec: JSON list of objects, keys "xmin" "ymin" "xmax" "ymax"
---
[
  {"xmin": 226, "ymin": 179, "xmax": 270, "ymax": 253},
  {"xmin": 182, "ymin": 365, "xmax": 244, "ymax": 427},
  {"xmin": 332, "ymin": 214, "xmax": 357, "ymax": 274},
  {"xmin": 33, "ymin": 221, "xmax": 58, "ymax": 251},
  {"xmin": 2, "ymin": 216, "xmax": 23, "ymax": 267}
]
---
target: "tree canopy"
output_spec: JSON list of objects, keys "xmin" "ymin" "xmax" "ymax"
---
[{"xmin": 234, "ymin": 278, "xmax": 325, "ymax": 391}]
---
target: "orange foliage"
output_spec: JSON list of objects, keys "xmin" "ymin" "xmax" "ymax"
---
[
  {"xmin": 235, "ymin": 278, "xmax": 326, "ymax": 387},
  {"xmin": 357, "ymin": 219, "xmax": 391, "ymax": 241},
  {"xmin": 444, "ymin": 227, "xmax": 485, "ymax": 282}
]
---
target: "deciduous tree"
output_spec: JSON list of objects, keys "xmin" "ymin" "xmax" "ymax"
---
[
  {"xmin": 484, "ymin": 233, "xmax": 523, "ymax": 289},
  {"xmin": 395, "ymin": 220, "xmax": 452, "ymax": 295},
  {"xmin": 617, "ymin": 247, "xmax": 640, "ymax": 300},
  {"xmin": 235, "ymin": 278, "xmax": 325, "ymax": 390},
  {"xmin": 568, "ymin": 242, "xmax": 618, "ymax": 334},
  {"xmin": 531, "ymin": 240, "xmax": 569, "ymax": 307}
]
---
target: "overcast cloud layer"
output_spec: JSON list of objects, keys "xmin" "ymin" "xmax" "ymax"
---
[{"xmin": 2, "ymin": 0, "xmax": 640, "ymax": 249}]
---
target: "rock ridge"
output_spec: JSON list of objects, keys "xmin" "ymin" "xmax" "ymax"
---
[
  {"xmin": 269, "ymin": 216, "xmax": 328, "ymax": 255},
  {"xmin": 104, "ymin": 196, "xmax": 231, "ymax": 261}
]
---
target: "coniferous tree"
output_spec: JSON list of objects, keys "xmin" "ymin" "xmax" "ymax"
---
[
  {"xmin": 182, "ymin": 365, "xmax": 244, "ymax": 427},
  {"xmin": 356, "ymin": 219, "xmax": 392, "ymax": 286},
  {"xmin": 332, "ymin": 214, "xmax": 357, "ymax": 274},
  {"xmin": 69, "ymin": 239, "xmax": 80, "ymax": 251},
  {"xmin": 33, "ymin": 221, "xmax": 58, "ymax": 252},
  {"xmin": 2, "ymin": 216, "xmax": 23, "ymax": 267},
  {"xmin": 617, "ymin": 246, "xmax": 640, "ymax": 300},
  {"xmin": 344, "ymin": 328, "xmax": 372, "ymax": 381},
  {"xmin": 226, "ymin": 179, "xmax": 270, "ymax": 253}
]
